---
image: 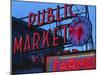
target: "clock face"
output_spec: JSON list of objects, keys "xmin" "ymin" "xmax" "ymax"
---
[{"xmin": 69, "ymin": 16, "xmax": 92, "ymax": 46}]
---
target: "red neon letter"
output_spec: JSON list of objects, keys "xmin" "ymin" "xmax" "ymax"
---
[
  {"xmin": 53, "ymin": 59, "xmax": 59, "ymax": 71},
  {"xmin": 28, "ymin": 12, "xmax": 36, "ymax": 28},
  {"xmin": 67, "ymin": 59, "xmax": 76, "ymax": 70},
  {"xmin": 33, "ymin": 32, "xmax": 40, "ymax": 50},
  {"xmin": 64, "ymin": 4, "xmax": 67, "ymax": 19},
  {"xmin": 53, "ymin": 28, "xmax": 59, "ymax": 47},
  {"xmin": 42, "ymin": 31, "xmax": 49, "ymax": 48},
  {"xmin": 60, "ymin": 60, "xmax": 67, "ymax": 71},
  {"xmin": 56, "ymin": 5, "xmax": 62, "ymax": 21},
  {"xmin": 69, "ymin": 5, "xmax": 77, "ymax": 17},
  {"xmin": 13, "ymin": 36, "xmax": 23, "ymax": 54},
  {"xmin": 37, "ymin": 10, "xmax": 45, "ymax": 25},
  {"xmin": 62, "ymin": 25, "xmax": 67, "ymax": 43},
  {"xmin": 24, "ymin": 34, "xmax": 31, "ymax": 52},
  {"xmin": 47, "ymin": 8, "xmax": 55, "ymax": 23}
]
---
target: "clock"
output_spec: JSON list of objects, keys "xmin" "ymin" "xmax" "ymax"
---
[{"xmin": 69, "ymin": 16, "xmax": 92, "ymax": 46}]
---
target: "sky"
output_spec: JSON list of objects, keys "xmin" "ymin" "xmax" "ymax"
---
[{"xmin": 12, "ymin": 1, "xmax": 96, "ymax": 51}]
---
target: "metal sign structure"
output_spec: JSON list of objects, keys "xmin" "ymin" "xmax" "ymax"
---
[
  {"xmin": 12, "ymin": 2, "xmax": 96, "ymax": 74},
  {"xmin": 19, "ymin": 4, "xmax": 94, "ymax": 52}
]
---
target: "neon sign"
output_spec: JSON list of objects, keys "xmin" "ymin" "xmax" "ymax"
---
[
  {"xmin": 13, "ymin": 4, "xmax": 78, "ymax": 54},
  {"xmin": 46, "ymin": 52, "xmax": 96, "ymax": 71}
]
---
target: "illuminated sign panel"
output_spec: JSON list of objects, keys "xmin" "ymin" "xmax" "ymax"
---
[{"xmin": 46, "ymin": 52, "xmax": 96, "ymax": 72}]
